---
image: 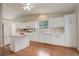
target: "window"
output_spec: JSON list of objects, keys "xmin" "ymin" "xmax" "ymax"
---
[{"xmin": 39, "ymin": 21, "xmax": 48, "ymax": 29}]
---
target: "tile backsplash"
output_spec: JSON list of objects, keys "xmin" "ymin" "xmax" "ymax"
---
[{"xmin": 50, "ymin": 27, "xmax": 64, "ymax": 33}]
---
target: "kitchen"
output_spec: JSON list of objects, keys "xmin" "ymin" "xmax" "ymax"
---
[
  {"xmin": 0, "ymin": 3, "xmax": 79, "ymax": 55},
  {"xmin": 3, "ymin": 13, "xmax": 77, "ymax": 53}
]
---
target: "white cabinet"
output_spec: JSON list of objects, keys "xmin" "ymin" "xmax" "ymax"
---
[
  {"xmin": 42, "ymin": 33, "xmax": 52, "ymax": 44},
  {"xmin": 11, "ymin": 23, "xmax": 16, "ymax": 34},
  {"xmin": 38, "ymin": 33, "xmax": 44, "ymax": 43},
  {"xmin": 10, "ymin": 36, "xmax": 30, "ymax": 52},
  {"xmin": 26, "ymin": 21, "xmax": 35, "ymax": 28},
  {"xmin": 31, "ymin": 13, "xmax": 77, "ymax": 48},
  {"xmin": 31, "ymin": 32, "xmax": 64, "ymax": 46},
  {"xmin": 31, "ymin": 32, "xmax": 41, "ymax": 42},
  {"xmin": 16, "ymin": 23, "xmax": 28, "ymax": 28},
  {"xmin": 16, "ymin": 23, "xmax": 26, "ymax": 28},
  {"xmin": 64, "ymin": 13, "xmax": 77, "ymax": 48},
  {"xmin": 38, "ymin": 20, "xmax": 48, "ymax": 30},
  {"xmin": 52, "ymin": 32, "xmax": 65, "ymax": 46},
  {"xmin": 49, "ymin": 17, "xmax": 64, "ymax": 28},
  {"xmin": 16, "ymin": 21, "xmax": 35, "ymax": 29},
  {"xmin": 31, "ymin": 32, "xmax": 52, "ymax": 44}
]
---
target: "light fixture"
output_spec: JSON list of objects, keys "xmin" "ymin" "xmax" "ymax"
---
[{"xmin": 22, "ymin": 3, "xmax": 34, "ymax": 11}]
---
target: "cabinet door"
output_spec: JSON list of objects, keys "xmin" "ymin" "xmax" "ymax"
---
[
  {"xmin": 38, "ymin": 33, "xmax": 44, "ymax": 43},
  {"xmin": 30, "ymin": 32, "xmax": 39, "ymax": 42},
  {"xmin": 49, "ymin": 18, "xmax": 56, "ymax": 27},
  {"xmin": 26, "ymin": 21, "xmax": 35, "ymax": 28},
  {"xmin": 31, "ymin": 32, "xmax": 52, "ymax": 44},
  {"xmin": 16, "ymin": 23, "xmax": 25, "ymax": 28},
  {"xmin": 52, "ymin": 32, "xmax": 65, "ymax": 46},
  {"xmin": 58, "ymin": 17, "xmax": 64, "ymax": 27},
  {"xmin": 16, "ymin": 21, "xmax": 35, "ymax": 29},
  {"xmin": 49, "ymin": 17, "xmax": 64, "ymax": 28},
  {"xmin": 64, "ymin": 13, "xmax": 77, "ymax": 48},
  {"xmin": 42, "ymin": 33, "xmax": 52, "ymax": 44}
]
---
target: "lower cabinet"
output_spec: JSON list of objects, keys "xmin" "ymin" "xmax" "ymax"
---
[
  {"xmin": 31, "ymin": 32, "xmax": 65, "ymax": 46},
  {"xmin": 38, "ymin": 33, "xmax": 44, "ymax": 43},
  {"xmin": 52, "ymin": 32, "xmax": 65, "ymax": 46},
  {"xmin": 31, "ymin": 32, "xmax": 76, "ymax": 48},
  {"xmin": 42, "ymin": 33, "xmax": 52, "ymax": 44},
  {"xmin": 30, "ymin": 32, "xmax": 40, "ymax": 42},
  {"xmin": 31, "ymin": 32, "xmax": 52, "ymax": 44}
]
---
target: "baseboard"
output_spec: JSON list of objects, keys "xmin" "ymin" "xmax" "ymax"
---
[
  {"xmin": 0, "ymin": 44, "xmax": 9, "ymax": 47},
  {"xmin": 0, "ymin": 44, "xmax": 4, "ymax": 47},
  {"xmin": 31, "ymin": 41, "xmax": 77, "ymax": 49}
]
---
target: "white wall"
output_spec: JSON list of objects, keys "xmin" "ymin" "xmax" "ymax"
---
[
  {"xmin": 3, "ymin": 22, "xmax": 10, "ymax": 45},
  {"xmin": 0, "ymin": 4, "xmax": 3, "ymax": 47},
  {"xmin": 2, "ymin": 3, "xmax": 76, "ymax": 22},
  {"xmin": 75, "ymin": 5, "xmax": 79, "ymax": 50},
  {"xmin": 2, "ymin": 4, "xmax": 22, "ymax": 20},
  {"xmin": 3, "ymin": 3, "xmax": 74, "ymax": 23},
  {"xmin": 14, "ymin": 12, "xmax": 73, "ymax": 23},
  {"xmin": 3, "ymin": 20, "xmax": 21, "ymax": 45}
]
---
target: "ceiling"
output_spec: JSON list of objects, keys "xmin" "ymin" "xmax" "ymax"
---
[{"xmin": 3, "ymin": 3, "xmax": 79, "ymax": 19}]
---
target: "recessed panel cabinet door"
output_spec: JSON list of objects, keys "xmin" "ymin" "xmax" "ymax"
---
[
  {"xmin": 52, "ymin": 32, "xmax": 65, "ymax": 46},
  {"xmin": 49, "ymin": 17, "xmax": 64, "ymax": 28},
  {"xmin": 38, "ymin": 33, "xmax": 44, "ymax": 43},
  {"xmin": 16, "ymin": 21, "xmax": 35, "ymax": 29},
  {"xmin": 42, "ymin": 33, "xmax": 52, "ymax": 44},
  {"xmin": 31, "ymin": 32, "xmax": 40, "ymax": 42},
  {"xmin": 26, "ymin": 21, "xmax": 35, "ymax": 28},
  {"xmin": 64, "ymin": 13, "xmax": 77, "ymax": 48},
  {"xmin": 58, "ymin": 17, "xmax": 64, "ymax": 27},
  {"xmin": 31, "ymin": 32, "xmax": 52, "ymax": 44}
]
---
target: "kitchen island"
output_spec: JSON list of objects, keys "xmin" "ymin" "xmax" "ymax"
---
[{"xmin": 10, "ymin": 34, "xmax": 30, "ymax": 52}]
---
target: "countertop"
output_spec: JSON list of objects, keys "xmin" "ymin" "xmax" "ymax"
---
[{"xmin": 11, "ymin": 33, "xmax": 32, "ymax": 37}]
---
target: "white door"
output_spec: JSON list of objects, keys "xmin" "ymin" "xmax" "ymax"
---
[
  {"xmin": 4, "ymin": 23, "xmax": 10, "ymax": 45},
  {"xmin": 64, "ymin": 13, "xmax": 77, "ymax": 48}
]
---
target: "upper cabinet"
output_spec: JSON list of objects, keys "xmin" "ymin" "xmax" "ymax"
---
[
  {"xmin": 38, "ymin": 20, "xmax": 48, "ymax": 29},
  {"xmin": 16, "ymin": 21, "xmax": 35, "ymax": 29},
  {"xmin": 49, "ymin": 17, "xmax": 64, "ymax": 28},
  {"xmin": 25, "ymin": 21, "xmax": 35, "ymax": 28}
]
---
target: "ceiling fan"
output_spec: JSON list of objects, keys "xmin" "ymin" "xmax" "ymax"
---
[{"xmin": 22, "ymin": 3, "xmax": 34, "ymax": 11}]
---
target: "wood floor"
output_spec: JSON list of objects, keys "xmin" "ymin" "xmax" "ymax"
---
[{"xmin": 0, "ymin": 41, "xmax": 79, "ymax": 56}]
